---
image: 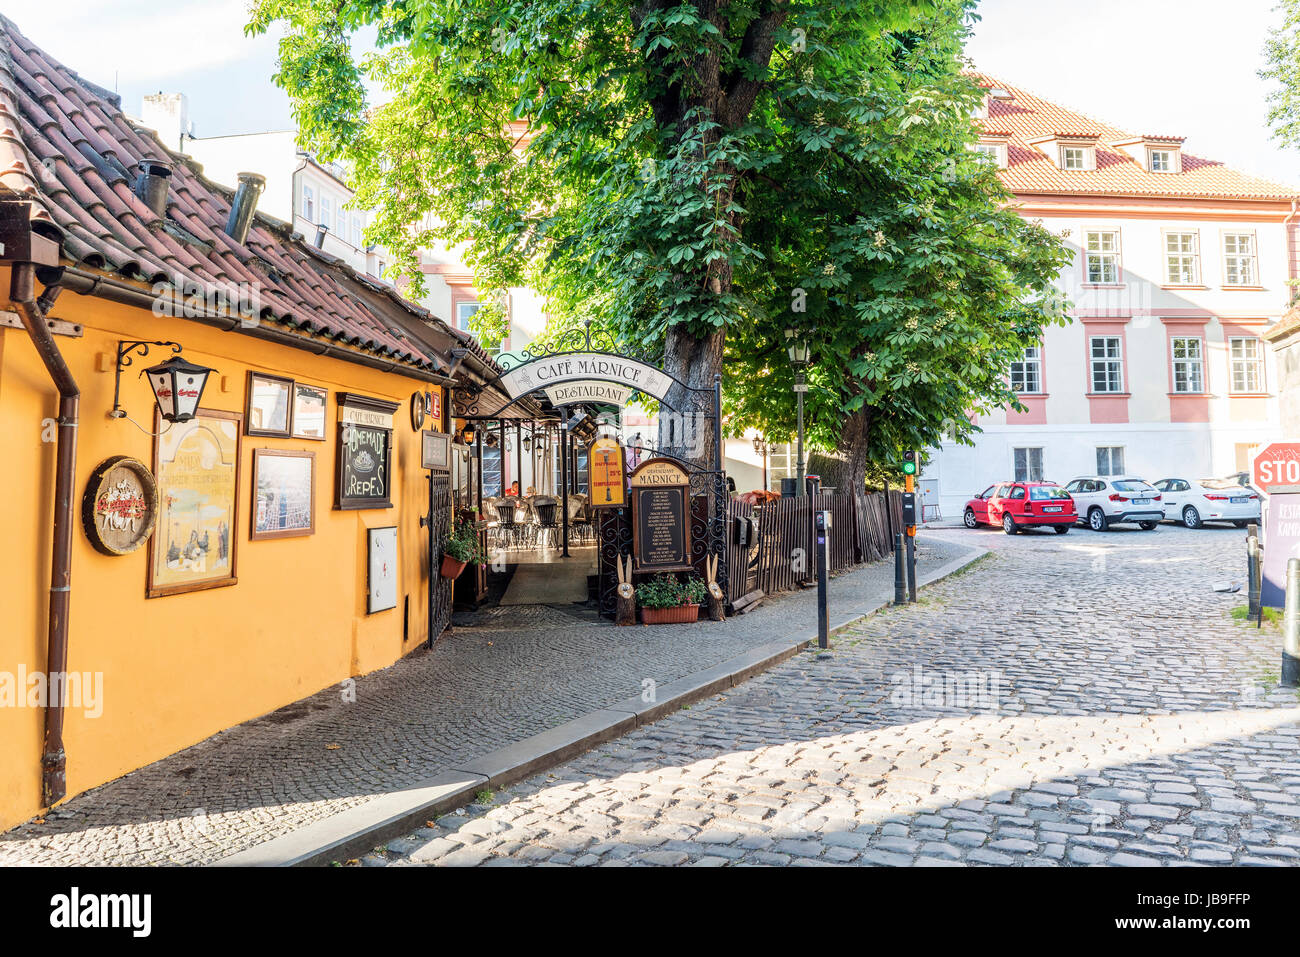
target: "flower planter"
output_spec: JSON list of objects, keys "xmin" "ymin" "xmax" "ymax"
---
[
  {"xmin": 440, "ymin": 554, "xmax": 469, "ymax": 579},
  {"xmin": 640, "ymin": 603, "xmax": 701, "ymax": 625}
]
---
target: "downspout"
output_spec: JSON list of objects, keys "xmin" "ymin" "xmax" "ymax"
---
[{"xmin": 12, "ymin": 262, "xmax": 77, "ymax": 807}]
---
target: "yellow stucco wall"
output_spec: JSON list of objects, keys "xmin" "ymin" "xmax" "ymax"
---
[{"xmin": 0, "ymin": 267, "xmax": 442, "ymax": 832}]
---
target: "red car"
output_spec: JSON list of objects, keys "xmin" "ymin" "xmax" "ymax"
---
[{"xmin": 963, "ymin": 482, "xmax": 1077, "ymax": 535}]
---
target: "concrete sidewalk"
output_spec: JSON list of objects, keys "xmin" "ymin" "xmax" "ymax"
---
[{"xmin": 0, "ymin": 535, "xmax": 981, "ymax": 866}]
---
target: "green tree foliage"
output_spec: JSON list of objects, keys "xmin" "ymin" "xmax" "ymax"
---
[
  {"xmin": 247, "ymin": 0, "xmax": 1067, "ymax": 481},
  {"xmin": 1262, "ymin": 0, "xmax": 1300, "ymax": 148},
  {"xmin": 723, "ymin": 2, "xmax": 1070, "ymax": 489}
]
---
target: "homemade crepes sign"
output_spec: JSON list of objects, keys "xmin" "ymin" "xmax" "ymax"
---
[{"xmin": 501, "ymin": 353, "xmax": 672, "ymax": 402}]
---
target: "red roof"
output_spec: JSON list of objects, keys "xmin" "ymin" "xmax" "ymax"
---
[
  {"xmin": 0, "ymin": 14, "xmax": 460, "ymax": 373},
  {"xmin": 972, "ymin": 74, "xmax": 1300, "ymax": 202}
]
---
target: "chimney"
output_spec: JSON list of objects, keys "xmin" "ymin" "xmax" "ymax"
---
[
  {"xmin": 140, "ymin": 93, "xmax": 189, "ymax": 153},
  {"xmin": 133, "ymin": 160, "xmax": 172, "ymax": 217},
  {"xmin": 225, "ymin": 172, "xmax": 266, "ymax": 245},
  {"xmin": 314, "ymin": 223, "xmax": 328, "ymax": 248}
]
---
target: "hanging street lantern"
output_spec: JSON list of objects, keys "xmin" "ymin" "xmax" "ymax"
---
[{"xmin": 143, "ymin": 354, "xmax": 213, "ymax": 423}]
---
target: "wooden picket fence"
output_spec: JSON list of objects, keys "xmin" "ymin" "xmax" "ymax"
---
[{"xmin": 725, "ymin": 489, "xmax": 901, "ymax": 606}]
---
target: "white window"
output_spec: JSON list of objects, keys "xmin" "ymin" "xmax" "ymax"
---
[
  {"xmin": 972, "ymin": 143, "xmax": 1005, "ymax": 168},
  {"xmin": 336, "ymin": 201, "xmax": 347, "ymax": 238},
  {"xmin": 1230, "ymin": 337, "xmax": 1264, "ymax": 393},
  {"xmin": 1164, "ymin": 231, "xmax": 1199, "ymax": 285},
  {"xmin": 1090, "ymin": 336, "xmax": 1123, "ymax": 393},
  {"xmin": 319, "ymin": 195, "xmax": 332, "ymax": 230},
  {"xmin": 1010, "ymin": 345, "xmax": 1042, "ymax": 393},
  {"xmin": 1085, "ymin": 230, "xmax": 1121, "ymax": 284},
  {"xmin": 350, "ymin": 214, "xmax": 362, "ymax": 248},
  {"xmin": 1062, "ymin": 146, "xmax": 1090, "ymax": 170},
  {"xmin": 1013, "ymin": 447, "xmax": 1044, "ymax": 483},
  {"xmin": 1149, "ymin": 150, "xmax": 1174, "ymax": 172},
  {"xmin": 456, "ymin": 300, "xmax": 480, "ymax": 332},
  {"xmin": 1096, "ymin": 447, "xmax": 1125, "ymax": 476},
  {"xmin": 302, "ymin": 184, "xmax": 314, "ymax": 222},
  {"xmin": 1223, "ymin": 232, "xmax": 1258, "ymax": 286},
  {"xmin": 1171, "ymin": 336, "xmax": 1204, "ymax": 393}
]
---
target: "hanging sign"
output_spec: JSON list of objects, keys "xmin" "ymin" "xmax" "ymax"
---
[
  {"xmin": 544, "ymin": 380, "xmax": 632, "ymax": 408},
  {"xmin": 500, "ymin": 353, "xmax": 673, "ymax": 402},
  {"xmin": 422, "ymin": 430, "xmax": 451, "ymax": 471},
  {"xmin": 630, "ymin": 458, "xmax": 691, "ymax": 572},
  {"xmin": 589, "ymin": 437, "xmax": 626, "ymax": 507},
  {"xmin": 81, "ymin": 455, "xmax": 159, "ymax": 555}
]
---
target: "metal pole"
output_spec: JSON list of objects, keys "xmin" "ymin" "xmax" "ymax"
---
[
  {"xmin": 560, "ymin": 413, "xmax": 571, "ymax": 557},
  {"xmin": 894, "ymin": 532, "xmax": 906, "ymax": 606},
  {"xmin": 816, "ymin": 511, "xmax": 829, "ymax": 649},
  {"xmin": 515, "ymin": 421, "xmax": 522, "ymax": 494},
  {"xmin": 906, "ymin": 532, "xmax": 917, "ymax": 603},
  {"xmin": 795, "ymin": 371, "xmax": 806, "ymax": 497},
  {"xmin": 1248, "ymin": 524, "xmax": 1261, "ymax": 621},
  {"xmin": 1284, "ymin": 558, "xmax": 1300, "ymax": 687}
]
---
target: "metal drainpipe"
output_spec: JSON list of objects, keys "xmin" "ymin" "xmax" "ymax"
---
[{"xmin": 12, "ymin": 263, "xmax": 77, "ymax": 807}]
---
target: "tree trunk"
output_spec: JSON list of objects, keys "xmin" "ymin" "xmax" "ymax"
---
[
  {"xmin": 658, "ymin": 324, "xmax": 724, "ymax": 468},
  {"xmin": 838, "ymin": 406, "xmax": 873, "ymax": 495}
]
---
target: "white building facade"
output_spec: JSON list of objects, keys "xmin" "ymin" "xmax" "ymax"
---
[{"xmin": 927, "ymin": 80, "xmax": 1300, "ymax": 518}]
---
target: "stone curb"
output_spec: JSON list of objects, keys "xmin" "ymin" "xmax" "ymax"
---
[{"xmin": 215, "ymin": 536, "xmax": 986, "ymax": 867}]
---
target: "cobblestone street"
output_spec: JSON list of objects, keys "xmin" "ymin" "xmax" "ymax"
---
[
  {"xmin": 0, "ymin": 536, "xmax": 967, "ymax": 866},
  {"xmin": 369, "ymin": 524, "xmax": 1300, "ymax": 867}
]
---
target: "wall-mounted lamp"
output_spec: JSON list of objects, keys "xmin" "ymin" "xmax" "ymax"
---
[
  {"xmin": 111, "ymin": 340, "xmax": 215, "ymax": 427},
  {"xmin": 460, "ymin": 422, "xmax": 477, "ymax": 444}
]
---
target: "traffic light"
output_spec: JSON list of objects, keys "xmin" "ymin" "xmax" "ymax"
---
[{"xmin": 901, "ymin": 449, "xmax": 917, "ymax": 476}]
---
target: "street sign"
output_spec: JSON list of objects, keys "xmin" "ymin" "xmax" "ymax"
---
[
  {"xmin": 1262, "ymin": 492, "xmax": 1300, "ymax": 607},
  {"xmin": 1253, "ymin": 442, "xmax": 1300, "ymax": 491}
]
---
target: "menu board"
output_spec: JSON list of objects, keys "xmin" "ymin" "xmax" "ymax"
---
[
  {"xmin": 335, "ymin": 393, "xmax": 399, "ymax": 510},
  {"xmin": 634, "ymin": 486, "xmax": 690, "ymax": 571}
]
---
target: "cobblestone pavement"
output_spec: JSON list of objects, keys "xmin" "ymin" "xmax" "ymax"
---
[
  {"xmin": 0, "ymin": 537, "xmax": 968, "ymax": 865},
  {"xmin": 368, "ymin": 524, "xmax": 1300, "ymax": 867}
]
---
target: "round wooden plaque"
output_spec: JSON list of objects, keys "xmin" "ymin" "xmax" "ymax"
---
[{"xmin": 81, "ymin": 456, "xmax": 159, "ymax": 556}]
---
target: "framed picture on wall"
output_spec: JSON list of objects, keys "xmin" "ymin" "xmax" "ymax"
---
[
  {"xmin": 246, "ymin": 371, "xmax": 293, "ymax": 437},
  {"xmin": 291, "ymin": 383, "xmax": 328, "ymax": 440},
  {"xmin": 148, "ymin": 408, "xmax": 241, "ymax": 598},
  {"xmin": 250, "ymin": 448, "xmax": 316, "ymax": 540}
]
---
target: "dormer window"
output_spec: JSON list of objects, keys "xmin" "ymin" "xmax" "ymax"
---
[
  {"xmin": 1149, "ymin": 150, "xmax": 1172, "ymax": 171},
  {"xmin": 972, "ymin": 139, "xmax": 1008, "ymax": 169},
  {"xmin": 1062, "ymin": 146, "xmax": 1089, "ymax": 170},
  {"xmin": 1029, "ymin": 134, "xmax": 1098, "ymax": 170},
  {"xmin": 1113, "ymin": 136, "xmax": 1184, "ymax": 172}
]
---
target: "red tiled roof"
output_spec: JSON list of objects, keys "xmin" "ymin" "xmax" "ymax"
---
[
  {"xmin": 0, "ymin": 13, "xmax": 465, "ymax": 373},
  {"xmin": 971, "ymin": 73, "xmax": 1300, "ymax": 202}
]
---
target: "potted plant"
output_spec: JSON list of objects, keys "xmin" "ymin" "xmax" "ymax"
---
[
  {"xmin": 636, "ymin": 573, "xmax": 707, "ymax": 624},
  {"xmin": 441, "ymin": 520, "xmax": 486, "ymax": 579}
]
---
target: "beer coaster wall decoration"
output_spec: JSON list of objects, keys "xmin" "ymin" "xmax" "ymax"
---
[{"xmin": 82, "ymin": 456, "xmax": 159, "ymax": 555}]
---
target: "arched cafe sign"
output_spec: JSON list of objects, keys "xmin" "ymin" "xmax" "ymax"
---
[{"xmin": 500, "ymin": 353, "xmax": 673, "ymax": 406}]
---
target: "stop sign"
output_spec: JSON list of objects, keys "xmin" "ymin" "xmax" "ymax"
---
[{"xmin": 1252, "ymin": 442, "xmax": 1300, "ymax": 490}]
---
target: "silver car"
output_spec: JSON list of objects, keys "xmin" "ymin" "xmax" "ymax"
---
[
  {"xmin": 1152, "ymin": 477, "xmax": 1261, "ymax": 529},
  {"xmin": 1064, "ymin": 476, "xmax": 1164, "ymax": 531}
]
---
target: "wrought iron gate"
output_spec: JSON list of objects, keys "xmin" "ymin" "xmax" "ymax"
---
[{"xmin": 425, "ymin": 471, "xmax": 453, "ymax": 644}]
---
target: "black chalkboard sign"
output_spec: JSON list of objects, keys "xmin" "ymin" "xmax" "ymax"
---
[
  {"xmin": 334, "ymin": 393, "xmax": 399, "ymax": 510},
  {"xmin": 633, "ymin": 486, "xmax": 690, "ymax": 571}
]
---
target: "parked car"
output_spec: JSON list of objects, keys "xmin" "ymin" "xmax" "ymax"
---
[
  {"xmin": 1151, "ymin": 477, "xmax": 1261, "ymax": 529},
  {"xmin": 963, "ymin": 482, "xmax": 1077, "ymax": 535},
  {"xmin": 1063, "ymin": 476, "xmax": 1163, "ymax": 531}
]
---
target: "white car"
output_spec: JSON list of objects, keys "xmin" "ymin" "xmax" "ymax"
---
[
  {"xmin": 1151, "ymin": 477, "xmax": 1261, "ymax": 529},
  {"xmin": 1063, "ymin": 476, "xmax": 1164, "ymax": 531}
]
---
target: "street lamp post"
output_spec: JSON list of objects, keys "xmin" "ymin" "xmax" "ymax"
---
[
  {"xmin": 752, "ymin": 436, "xmax": 771, "ymax": 492},
  {"xmin": 785, "ymin": 328, "xmax": 810, "ymax": 497}
]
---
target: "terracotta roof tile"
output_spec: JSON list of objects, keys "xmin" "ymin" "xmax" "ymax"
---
[
  {"xmin": 971, "ymin": 73, "xmax": 1300, "ymax": 201},
  {"xmin": 0, "ymin": 13, "xmax": 454, "ymax": 373}
]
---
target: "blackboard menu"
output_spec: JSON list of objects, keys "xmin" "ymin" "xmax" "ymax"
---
[
  {"xmin": 634, "ymin": 486, "xmax": 690, "ymax": 571},
  {"xmin": 335, "ymin": 393, "xmax": 399, "ymax": 510}
]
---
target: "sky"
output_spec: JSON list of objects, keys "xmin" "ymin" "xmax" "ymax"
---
[{"xmin": 5, "ymin": 0, "xmax": 1300, "ymax": 186}]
